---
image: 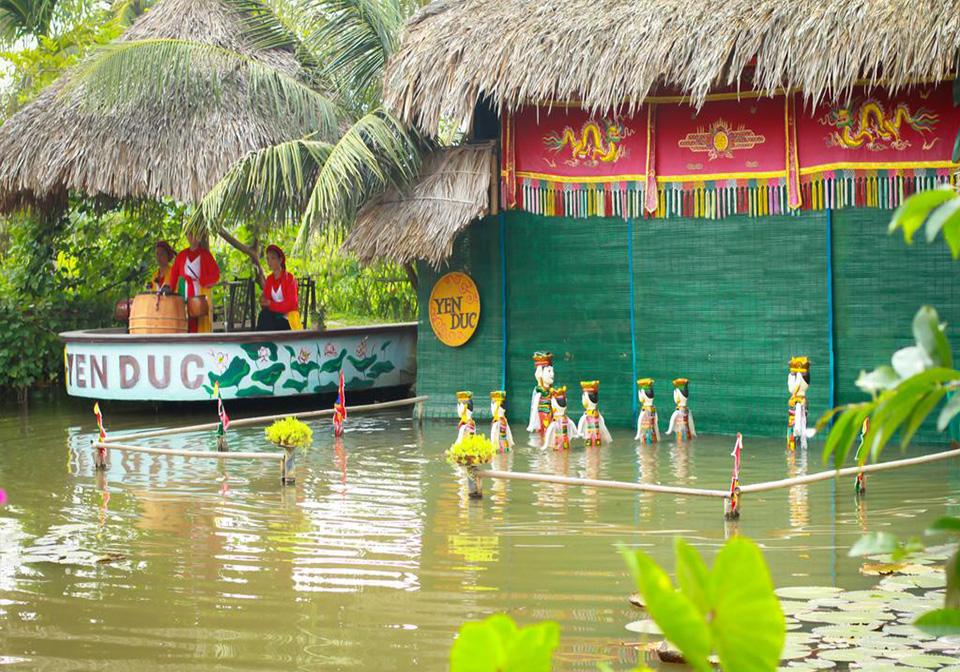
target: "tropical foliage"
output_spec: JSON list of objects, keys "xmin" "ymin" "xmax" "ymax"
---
[
  {"xmin": 448, "ymin": 615, "xmax": 559, "ymax": 672},
  {"xmin": 817, "ymin": 185, "xmax": 960, "ymax": 635}
]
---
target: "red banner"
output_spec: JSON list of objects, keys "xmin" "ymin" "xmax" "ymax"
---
[
  {"xmin": 657, "ymin": 97, "xmax": 786, "ymax": 181},
  {"xmin": 501, "ymin": 82, "xmax": 960, "ymax": 219}
]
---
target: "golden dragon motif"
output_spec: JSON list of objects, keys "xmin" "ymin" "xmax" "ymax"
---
[
  {"xmin": 821, "ymin": 99, "xmax": 939, "ymax": 151},
  {"xmin": 543, "ymin": 118, "xmax": 630, "ymax": 167}
]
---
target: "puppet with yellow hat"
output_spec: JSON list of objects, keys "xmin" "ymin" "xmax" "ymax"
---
[
  {"xmin": 666, "ymin": 378, "xmax": 696, "ymax": 442},
  {"xmin": 489, "ymin": 390, "xmax": 514, "ymax": 452},
  {"xmin": 543, "ymin": 386, "xmax": 578, "ymax": 450},
  {"xmin": 577, "ymin": 380, "xmax": 612, "ymax": 447},
  {"xmin": 455, "ymin": 391, "xmax": 476, "ymax": 445},
  {"xmin": 787, "ymin": 357, "xmax": 812, "ymax": 450},
  {"xmin": 526, "ymin": 352, "xmax": 555, "ymax": 435},
  {"xmin": 634, "ymin": 378, "xmax": 660, "ymax": 444}
]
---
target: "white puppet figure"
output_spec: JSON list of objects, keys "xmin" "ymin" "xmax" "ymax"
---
[
  {"xmin": 526, "ymin": 351, "xmax": 555, "ymax": 434},
  {"xmin": 489, "ymin": 390, "xmax": 514, "ymax": 452},
  {"xmin": 455, "ymin": 391, "xmax": 476, "ymax": 444},
  {"xmin": 577, "ymin": 380, "xmax": 612, "ymax": 447},
  {"xmin": 787, "ymin": 357, "xmax": 811, "ymax": 451},
  {"xmin": 634, "ymin": 378, "xmax": 661, "ymax": 444},
  {"xmin": 666, "ymin": 378, "xmax": 697, "ymax": 442},
  {"xmin": 543, "ymin": 386, "xmax": 578, "ymax": 450}
]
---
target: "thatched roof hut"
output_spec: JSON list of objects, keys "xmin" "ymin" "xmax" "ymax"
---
[
  {"xmin": 0, "ymin": 0, "xmax": 313, "ymax": 214},
  {"xmin": 385, "ymin": 0, "xmax": 960, "ymax": 136},
  {"xmin": 344, "ymin": 142, "xmax": 494, "ymax": 267}
]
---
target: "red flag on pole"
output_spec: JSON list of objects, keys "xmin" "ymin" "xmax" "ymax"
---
[
  {"xmin": 333, "ymin": 370, "xmax": 346, "ymax": 437},
  {"xmin": 93, "ymin": 403, "xmax": 107, "ymax": 441}
]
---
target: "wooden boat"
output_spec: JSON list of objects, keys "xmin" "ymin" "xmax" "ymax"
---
[{"xmin": 59, "ymin": 322, "xmax": 416, "ymax": 402}]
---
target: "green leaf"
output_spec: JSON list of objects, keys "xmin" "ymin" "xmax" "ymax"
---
[
  {"xmin": 448, "ymin": 615, "xmax": 559, "ymax": 672},
  {"xmin": 913, "ymin": 306, "xmax": 951, "ymax": 368},
  {"xmin": 366, "ymin": 359, "xmax": 395, "ymax": 378},
  {"xmin": 821, "ymin": 405, "xmax": 859, "ymax": 466},
  {"xmin": 347, "ymin": 353, "xmax": 377, "ymax": 372},
  {"xmin": 945, "ymin": 214, "xmax": 960, "ymax": 259},
  {"xmin": 889, "ymin": 186, "xmax": 956, "ymax": 243},
  {"xmin": 868, "ymin": 386, "xmax": 929, "ymax": 460},
  {"xmin": 319, "ymin": 348, "xmax": 347, "ymax": 373},
  {"xmin": 380, "ymin": 340, "xmax": 392, "ymax": 351},
  {"xmin": 708, "ymin": 537, "xmax": 785, "ymax": 672},
  {"xmin": 914, "ymin": 609, "xmax": 960, "ymax": 637},
  {"xmin": 675, "ymin": 539, "xmax": 710, "ymax": 616},
  {"xmin": 241, "ymin": 342, "xmax": 278, "ymax": 361},
  {"xmin": 848, "ymin": 532, "xmax": 900, "ymax": 557},
  {"xmin": 291, "ymin": 360, "xmax": 320, "ymax": 377},
  {"xmin": 621, "ymin": 548, "xmax": 712, "ymax": 672},
  {"xmin": 926, "ymin": 517, "xmax": 960, "ymax": 536},
  {"xmin": 281, "ymin": 378, "xmax": 308, "ymax": 393},
  {"xmin": 900, "ymin": 387, "xmax": 948, "ymax": 449},
  {"xmin": 207, "ymin": 357, "xmax": 251, "ymax": 388},
  {"xmin": 937, "ymin": 391, "xmax": 960, "ymax": 431},
  {"xmin": 251, "ymin": 362, "xmax": 285, "ymax": 387},
  {"xmin": 891, "ymin": 346, "xmax": 933, "ymax": 379},
  {"xmin": 925, "ymin": 197, "xmax": 960, "ymax": 244}
]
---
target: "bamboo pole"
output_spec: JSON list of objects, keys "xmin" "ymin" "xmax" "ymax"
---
[
  {"xmin": 93, "ymin": 441, "xmax": 285, "ymax": 460},
  {"xmin": 738, "ymin": 446, "xmax": 960, "ymax": 494},
  {"xmin": 475, "ymin": 469, "xmax": 730, "ymax": 498},
  {"xmin": 476, "ymin": 447, "xmax": 960, "ymax": 499},
  {"xmin": 102, "ymin": 396, "xmax": 429, "ymax": 443}
]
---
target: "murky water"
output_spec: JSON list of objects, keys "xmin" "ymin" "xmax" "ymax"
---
[{"xmin": 1, "ymin": 396, "xmax": 958, "ymax": 670}]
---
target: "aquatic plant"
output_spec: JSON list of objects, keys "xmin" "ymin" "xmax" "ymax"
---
[
  {"xmin": 817, "ymin": 187, "xmax": 960, "ymax": 635},
  {"xmin": 448, "ymin": 614, "xmax": 559, "ymax": 672},
  {"xmin": 445, "ymin": 434, "xmax": 495, "ymax": 466},
  {"xmin": 264, "ymin": 417, "xmax": 313, "ymax": 449}
]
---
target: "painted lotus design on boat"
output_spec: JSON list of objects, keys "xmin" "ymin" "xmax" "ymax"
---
[{"xmin": 202, "ymin": 336, "xmax": 403, "ymax": 398}]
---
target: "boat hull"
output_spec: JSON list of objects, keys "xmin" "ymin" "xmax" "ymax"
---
[{"xmin": 60, "ymin": 323, "xmax": 416, "ymax": 402}]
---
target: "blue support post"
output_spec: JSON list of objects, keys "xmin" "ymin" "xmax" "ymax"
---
[
  {"xmin": 499, "ymin": 211, "xmax": 507, "ymax": 391},
  {"xmin": 827, "ymin": 209, "xmax": 836, "ymax": 413},
  {"xmin": 628, "ymin": 218, "xmax": 638, "ymax": 420}
]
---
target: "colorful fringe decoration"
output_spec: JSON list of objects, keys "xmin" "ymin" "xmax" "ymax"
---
[{"xmin": 513, "ymin": 169, "xmax": 958, "ymax": 220}]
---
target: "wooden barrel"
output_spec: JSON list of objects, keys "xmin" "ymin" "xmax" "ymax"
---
[{"xmin": 129, "ymin": 293, "xmax": 187, "ymax": 334}]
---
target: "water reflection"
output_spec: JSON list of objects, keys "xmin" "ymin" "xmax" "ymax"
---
[{"xmin": 1, "ymin": 402, "xmax": 958, "ymax": 671}]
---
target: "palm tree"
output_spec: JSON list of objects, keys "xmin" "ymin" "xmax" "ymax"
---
[
  {"xmin": 0, "ymin": 0, "xmax": 59, "ymax": 42},
  {"xmin": 71, "ymin": 0, "xmax": 425, "ymax": 261}
]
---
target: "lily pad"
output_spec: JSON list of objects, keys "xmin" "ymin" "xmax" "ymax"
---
[
  {"xmin": 776, "ymin": 586, "xmax": 844, "ymax": 600},
  {"xmin": 624, "ymin": 619, "xmax": 661, "ymax": 635},
  {"xmin": 782, "ymin": 661, "xmax": 836, "ymax": 670},
  {"xmin": 795, "ymin": 611, "xmax": 887, "ymax": 626},
  {"xmin": 819, "ymin": 649, "xmax": 877, "ymax": 662},
  {"xmin": 884, "ymin": 624, "xmax": 936, "ymax": 640},
  {"xmin": 900, "ymin": 654, "xmax": 960, "ymax": 668},
  {"xmin": 812, "ymin": 624, "xmax": 879, "ymax": 640}
]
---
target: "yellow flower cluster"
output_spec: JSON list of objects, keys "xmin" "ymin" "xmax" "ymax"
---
[
  {"xmin": 265, "ymin": 417, "xmax": 314, "ymax": 449},
  {"xmin": 445, "ymin": 434, "xmax": 495, "ymax": 466}
]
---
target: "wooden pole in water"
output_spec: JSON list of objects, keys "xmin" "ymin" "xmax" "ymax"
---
[
  {"xmin": 93, "ymin": 441, "xmax": 285, "ymax": 460},
  {"xmin": 102, "ymin": 396, "xmax": 429, "ymax": 443},
  {"xmin": 475, "ymin": 469, "xmax": 730, "ymax": 498}
]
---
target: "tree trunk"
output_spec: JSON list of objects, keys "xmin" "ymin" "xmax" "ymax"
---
[
  {"xmin": 217, "ymin": 230, "xmax": 265, "ymax": 289},
  {"xmin": 403, "ymin": 262, "xmax": 419, "ymax": 292}
]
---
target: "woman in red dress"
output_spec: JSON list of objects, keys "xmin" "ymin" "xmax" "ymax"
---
[
  {"xmin": 257, "ymin": 245, "xmax": 302, "ymax": 331},
  {"xmin": 167, "ymin": 232, "xmax": 220, "ymax": 333}
]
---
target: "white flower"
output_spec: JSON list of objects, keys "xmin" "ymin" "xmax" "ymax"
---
[
  {"xmin": 258, "ymin": 347, "xmax": 270, "ymax": 365},
  {"xmin": 298, "ymin": 348, "xmax": 311, "ymax": 365},
  {"xmin": 209, "ymin": 351, "xmax": 229, "ymax": 375}
]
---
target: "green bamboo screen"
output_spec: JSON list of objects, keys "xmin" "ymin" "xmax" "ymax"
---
[{"xmin": 416, "ymin": 208, "xmax": 960, "ymax": 443}]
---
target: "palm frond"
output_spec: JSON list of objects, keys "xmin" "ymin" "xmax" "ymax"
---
[
  {"xmin": 299, "ymin": 109, "xmax": 420, "ymax": 240},
  {"xmin": 69, "ymin": 38, "xmax": 339, "ymax": 139},
  {"xmin": 196, "ymin": 136, "xmax": 334, "ymax": 231},
  {"xmin": 305, "ymin": 0, "xmax": 410, "ymax": 97},
  {"xmin": 223, "ymin": 0, "xmax": 322, "ymax": 72},
  {"xmin": 110, "ymin": 0, "xmax": 153, "ymax": 26},
  {"xmin": 0, "ymin": 0, "xmax": 58, "ymax": 42}
]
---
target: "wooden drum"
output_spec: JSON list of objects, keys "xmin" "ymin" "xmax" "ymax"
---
[
  {"xmin": 186, "ymin": 295, "xmax": 209, "ymax": 318},
  {"xmin": 129, "ymin": 293, "xmax": 188, "ymax": 334}
]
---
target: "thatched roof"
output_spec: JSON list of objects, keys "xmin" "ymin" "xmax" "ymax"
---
[
  {"xmin": 385, "ymin": 0, "xmax": 960, "ymax": 135},
  {"xmin": 343, "ymin": 142, "xmax": 493, "ymax": 267},
  {"xmin": 0, "ymin": 0, "xmax": 312, "ymax": 213}
]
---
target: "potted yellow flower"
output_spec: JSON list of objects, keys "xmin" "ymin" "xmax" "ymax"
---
[
  {"xmin": 446, "ymin": 434, "xmax": 495, "ymax": 499},
  {"xmin": 265, "ymin": 417, "xmax": 313, "ymax": 484}
]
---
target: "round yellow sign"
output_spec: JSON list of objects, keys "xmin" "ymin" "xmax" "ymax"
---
[{"xmin": 429, "ymin": 272, "xmax": 480, "ymax": 347}]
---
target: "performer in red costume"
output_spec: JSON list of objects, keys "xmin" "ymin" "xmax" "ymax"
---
[
  {"xmin": 167, "ymin": 232, "xmax": 220, "ymax": 333},
  {"xmin": 257, "ymin": 244, "xmax": 302, "ymax": 331}
]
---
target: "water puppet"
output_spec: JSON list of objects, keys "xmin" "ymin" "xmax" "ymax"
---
[
  {"xmin": 577, "ymin": 380, "xmax": 612, "ymax": 447},
  {"xmin": 456, "ymin": 391, "xmax": 476, "ymax": 444},
  {"xmin": 788, "ymin": 356, "xmax": 811, "ymax": 450},
  {"xmin": 526, "ymin": 351, "xmax": 555, "ymax": 434},
  {"xmin": 666, "ymin": 378, "xmax": 696, "ymax": 442},
  {"xmin": 489, "ymin": 390, "xmax": 514, "ymax": 452},
  {"xmin": 855, "ymin": 417, "xmax": 869, "ymax": 496},
  {"xmin": 543, "ymin": 386, "xmax": 578, "ymax": 450},
  {"xmin": 634, "ymin": 378, "xmax": 660, "ymax": 444}
]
